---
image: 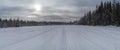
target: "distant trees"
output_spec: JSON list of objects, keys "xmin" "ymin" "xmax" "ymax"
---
[
  {"xmin": 0, "ymin": 18, "xmax": 70, "ymax": 28},
  {"xmin": 76, "ymin": 0, "xmax": 120, "ymax": 26},
  {"xmin": 0, "ymin": 19, "xmax": 39, "ymax": 28}
]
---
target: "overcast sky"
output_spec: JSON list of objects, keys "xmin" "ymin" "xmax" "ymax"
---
[{"xmin": 0, "ymin": 0, "xmax": 115, "ymax": 22}]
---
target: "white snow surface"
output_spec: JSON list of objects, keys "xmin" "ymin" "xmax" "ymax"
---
[{"xmin": 0, "ymin": 25, "xmax": 120, "ymax": 50}]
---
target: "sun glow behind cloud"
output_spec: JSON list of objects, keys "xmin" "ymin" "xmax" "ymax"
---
[
  {"xmin": 26, "ymin": 2, "xmax": 43, "ymax": 18},
  {"xmin": 33, "ymin": 3, "xmax": 42, "ymax": 12}
]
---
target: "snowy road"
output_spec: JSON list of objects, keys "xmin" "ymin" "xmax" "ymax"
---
[{"xmin": 0, "ymin": 25, "xmax": 120, "ymax": 50}]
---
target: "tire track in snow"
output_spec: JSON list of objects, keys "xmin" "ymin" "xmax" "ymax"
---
[
  {"xmin": 89, "ymin": 28, "xmax": 120, "ymax": 50},
  {"xmin": 36, "ymin": 27, "xmax": 64, "ymax": 50},
  {"xmin": 65, "ymin": 26, "xmax": 104, "ymax": 50},
  {"xmin": 35, "ymin": 26, "xmax": 67, "ymax": 50},
  {"xmin": 0, "ymin": 27, "xmax": 47, "ymax": 48},
  {"xmin": 1, "ymin": 27, "xmax": 60, "ymax": 50},
  {"xmin": 97, "ymin": 28, "xmax": 120, "ymax": 40},
  {"xmin": 88, "ymin": 27, "xmax": 120, "ymax": 42},
  {"xmin": 62, "ymin": 25, "xmax": 67, "ymax": 50},
  {"xmin": 1, "ymin": 25, "xmax": 120, "ymax": 50},
  {"xmin": 0, "ymin": 26, "xmax": 59, "ymax": 50},
  {"xmin": 79, "ymin": 27, "xmax": 117, "ymax": 50},
  {"xmin": 0, "ymin": 26, "xmax": 49, "ymax": 34}
]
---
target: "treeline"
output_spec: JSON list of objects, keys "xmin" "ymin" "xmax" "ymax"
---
[
  {"xmin": 0, "ymin": 18, "xmax": 70, "ymax": 28},
  {"xmin": 0, "ymin": 19, "xmax": 39, "ymax": 28},
  {"xmin": 76, "ymin": 0, "xmax": 120, "ymax": 26}
]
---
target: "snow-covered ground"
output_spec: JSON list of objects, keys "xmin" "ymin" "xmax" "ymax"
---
[{"xmin": 0, "ymin": 25, "xmax": 120, "ymax": 50}]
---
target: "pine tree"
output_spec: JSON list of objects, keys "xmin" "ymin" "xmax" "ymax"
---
[{"xmin": 77, "ymin": 0, "xmax": 120, "ymax": 26}]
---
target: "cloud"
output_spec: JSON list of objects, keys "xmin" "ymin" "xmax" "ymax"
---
[
  {"xmin": 0, "ymin": 0, "xmax": 117, "ymax": 22},
  {"xmin": 0, "ymin": 6, "xmax": 34, "ymax": 16}
]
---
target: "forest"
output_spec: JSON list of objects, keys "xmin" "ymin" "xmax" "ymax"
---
[
  {"xmin": 76, "ymin": 0, "xmax": 120, "ymax": 26},
  {"xmin": 0, "ymin": 18, "xmax": 70, "ymax": 28}
]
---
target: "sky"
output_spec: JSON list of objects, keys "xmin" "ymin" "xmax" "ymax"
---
[{"xmin": 0, "ymin": 0, "xmax": 115, "ymax": 22}]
